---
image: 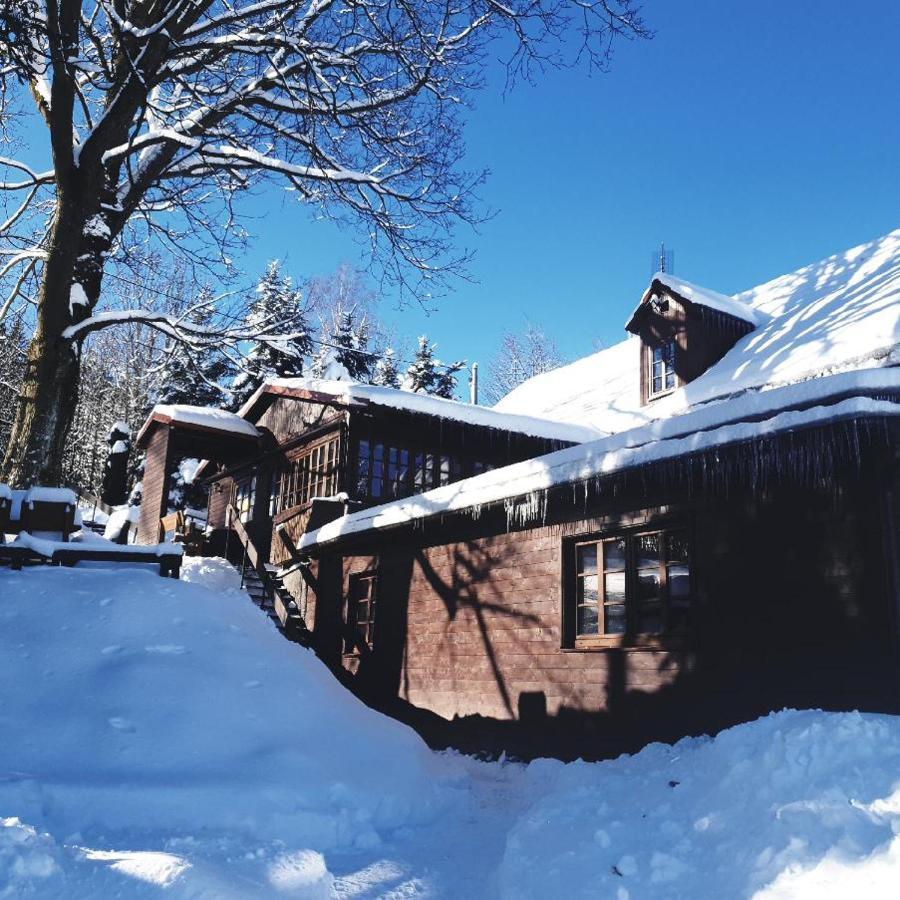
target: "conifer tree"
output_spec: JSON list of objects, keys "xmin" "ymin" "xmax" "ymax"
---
[
  {"xmin": 328, "ymin": 311, "xmax": 372, "ymax": 381},
  {"xmin": 372, "ymin": 348, "xmax": 402, "ymax": 388},
  {"xmin": 158, "ymin": 299, "xmax": 233, "ymax": 408},
  {"xmin": 434, "ymin": 360, "xmax": 467, "ymax": 400},
  {"xmin": 231, "ymin": 263, "xmax": 311, "ymax": 409},
  {"xmin": 404, "ymin": 336, "xmax": 466, "ymax": 398}
]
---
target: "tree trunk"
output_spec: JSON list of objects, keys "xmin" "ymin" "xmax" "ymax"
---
[
  {"xmin": 0, "ymin": 329, "xmax": 81, "ymax": 486},
  {"xmin": 0, "ymin": 192, "xmax": 99, "ymax": 486}
]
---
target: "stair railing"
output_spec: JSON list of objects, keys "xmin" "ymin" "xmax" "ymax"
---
[
  {"xmin": 227, "ymin": 503, "xmax": 270, "ymax": 593},
  {"xmin": 227, "ymin": 503, "xmax": 309, "ymax": 641}
]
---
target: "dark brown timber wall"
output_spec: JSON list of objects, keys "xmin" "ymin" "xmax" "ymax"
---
[
  {"xmin": 309, "ymin": 436, "xmax": 900, "ymax": 760},
  {"xmin": 137, "ymin": 425, "xmax": 172, "ymax": 544}
]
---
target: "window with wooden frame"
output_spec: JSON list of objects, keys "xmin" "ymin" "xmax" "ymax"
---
[
  {"xmin": 648, "ymin": 339, "xmax": 677, "ymax": 399},
  {"xmin": 354, "ymin": 438, "xmax": 474, "ymax": 501},
  {"xmin": 570, "ymin": 527, "xmax": 691, "ymax": 648},
  {"xmin": 273, "ymin": 434, "xmax": 340, "ymax": 515},
  {"xmin": 345, "ymin": 571, "xmax": 378, "ymax": 653},
  {"xmin": 232, "ymin": 476, "xmax": 256, "ymax": 523}
]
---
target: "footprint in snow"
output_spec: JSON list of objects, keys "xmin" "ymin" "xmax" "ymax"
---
[
  {"xmin": 144, "ymin": 645, "xmax": 187, "ymax": 655},
  {"xmin": 100, "ymin": 645, "xmax": 122, "ymax": 655}
]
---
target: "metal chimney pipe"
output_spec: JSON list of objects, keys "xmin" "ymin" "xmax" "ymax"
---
[{"xmin": 469, "ymin": 361, "xmax": 479, "ymax": 405}]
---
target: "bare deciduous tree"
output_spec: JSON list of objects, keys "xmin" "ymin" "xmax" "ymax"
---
[
  {"xmin": 483, "ymin": 320, "xmax": 565, "ymax": 405},
  {"xmin": 0, "ymin": 0, "xmax": 649, "ymax": 484}
]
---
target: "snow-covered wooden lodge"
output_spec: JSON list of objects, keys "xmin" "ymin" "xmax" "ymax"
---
[{"xmin": 136, "ymin": 230, "xmax": 900, "ymax": 758}]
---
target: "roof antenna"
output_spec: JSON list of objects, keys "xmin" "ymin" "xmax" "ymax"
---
[{"xmin": 652, "ymin": 243, "xmax": 674, "ymax": 276}]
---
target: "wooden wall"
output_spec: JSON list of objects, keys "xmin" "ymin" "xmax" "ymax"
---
[
  {"xmin": 137, "ymin": 425, "xmax": 172, "ymax": 544},
  {"xmin": 257, "ymin": 396, "xmax": 343, "ymax": 443},
  {"xmin": 206, "ymin": 475, "xmax": 232, "ymax": 530},
  {"xmin": 312, "ymin": 463, "xmax": 900, "ymax": 759}
]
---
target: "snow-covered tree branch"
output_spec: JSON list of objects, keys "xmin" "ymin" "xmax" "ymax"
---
[{"xmin": 0, "ymin": 0, "xmax": 649, "ymax": 484}]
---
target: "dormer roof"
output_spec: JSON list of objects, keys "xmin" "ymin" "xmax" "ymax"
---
[{"xmin": 626, "ymin": 272, "xmax": 761, "ymax": 334}]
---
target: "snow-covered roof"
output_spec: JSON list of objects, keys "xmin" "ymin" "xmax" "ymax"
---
[
  {"xmin": 497, "ymin": 229, "xmax": 900, "ymax": 436},
  {"xmin": 300, "ymin": 228, "xmax": 900, "ymax": 549},
  {"xmin": 632, "ymin": 272, "xmax": 762, "ymax": 327},
  {"xmin": 300, "ymin": 369, "xmax": 900, "ymax": 551},
  {"xmin": 241, "ymin": 377, "xmax": 604, "ymax": 444},
  {"xmin": 137, "ymin": 404, "xmax": 261, "ymax": 445}
]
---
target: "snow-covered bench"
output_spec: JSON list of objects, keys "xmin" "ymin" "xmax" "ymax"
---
[
  {"xmin": 8, "ymin": 487, "xmax": 78, "ymax": 541},
  {"xmin": 1, "ymin": 531, "xmax": 182, "ymax": 577}
]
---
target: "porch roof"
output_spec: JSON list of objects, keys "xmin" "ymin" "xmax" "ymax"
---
[{"xmin": 136, "ymin": 404, "xmax": 262, "ymax": 463}]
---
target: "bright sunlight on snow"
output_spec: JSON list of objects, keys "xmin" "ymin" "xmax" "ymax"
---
[{"xmin": 1, "ymin": 560, "xmax": 898, "ymax": 898}]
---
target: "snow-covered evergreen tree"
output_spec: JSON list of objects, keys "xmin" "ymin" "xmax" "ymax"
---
[
  {"xmin": 372, "ymin": 348, "xmax": 401, "ymax": 388},
  {"xmin": 327, "ymin": 310, "xmax": 372, "ymax": 381},
  {"xmin": 404, "ymin": 336, "xmax": 466, "ymax": 398},
  {"xmin": 231, "ymin": 262, "xmax": 311, "ymax": 409},
  {"xmin": 157, "ymin": 298, "xmax": 233, "ymax": 408},
  {"xmin": 433, "ymin": 360, "xmax": 467, "ymax": 400}
]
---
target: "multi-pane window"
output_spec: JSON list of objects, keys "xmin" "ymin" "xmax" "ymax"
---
[
  {"xmin": 354, "ymin": 439, "xmax": 480, "ymax": 501},
  {"xmin": 649, "ymin": 340, "xmax": 677, "ymax": 397},
  {"xmin": 272, "ymin": 435, "xmax": 340, "ymax": 515},
  {"xmin": 232, "ymin": 477, "xmax": 256, "ymax": 523},
  {"xmin": 346, "ymin": 572, "xmax": 378, "ymax": 652},
  {"xmin": 573, "ymin": 528, "xmax": 691, "ymax": 643}
]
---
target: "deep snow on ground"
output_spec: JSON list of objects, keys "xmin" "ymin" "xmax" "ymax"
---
[{"xmin": 1, "ymin": 559, "xmax": 899, "ymax": 898}]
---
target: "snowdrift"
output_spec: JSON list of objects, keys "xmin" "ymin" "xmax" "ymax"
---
[
  {"xmin": 498, "ymin": 709, "xmax": 900, "ymax": 899},
  {"xmin": 0, "ymin": 559, "xmax": 466, "ymax": 896},
  {"xmin": 1, "ymin": 560, "xmax": 899, "ymax": 897}
]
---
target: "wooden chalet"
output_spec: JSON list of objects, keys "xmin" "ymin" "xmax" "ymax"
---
[{"xmin": 137, "ymin": 230, "xmax": 900, "ymax": 760}]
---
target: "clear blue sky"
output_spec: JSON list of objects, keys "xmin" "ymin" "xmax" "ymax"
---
[
  {"xmin": 14, "ymin": 2, "xmax": 898, "ymax": 381},
  {"xmin": 239, "ymin": 0, "xmax": 899, "ymax": 376}
]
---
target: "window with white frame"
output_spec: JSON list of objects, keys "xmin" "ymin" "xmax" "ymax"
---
[{"xmin": 648, "ymin": 340, "xmax": 677, "ymax": 398}]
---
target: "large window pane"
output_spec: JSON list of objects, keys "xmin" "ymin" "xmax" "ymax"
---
[
  {"xmin": 637, "ymin": 570, "xmax": 660, "ymax": 600},
  {"xmin": 635, "ymin": 533, "xmax": 660, "ymax": 568},
  {"xmin": 414, "ymin": 452, "xmax": 425, "ymax": 491},
  {"xmin": 604, "ymin": 603, "xmax": 626, "ymax": 634},
  {"xmin": 577, "ymin": 604, "xmax": 599, "ymax": 635},
  {"xmin": 667, "ymin": 532, "xmax": 690, "ymax": 564},
  {"xmin": 604, "ymin": 571, "xmax": 626, "ymax": 603},
  {"xmin": 637, "ymin": 601, "xmax": 664, "ymax": 634},
  {"xmin": 578, "ymin": 574, "xmax": 599, "ymax": 604},
  {"xmin": 603, "ymin": 538, "xmax": 626, "ymax": 570},
  {"xmin": 668, "ymin": 564, "xmax": 690, "ymax": 598},
  {"xmin": 576, "ymin": 544, "xmax": 598, "ymax": 575},
  {"xmin": 371, "ymin": 444, "xmax": 384, "ymax": 497}
]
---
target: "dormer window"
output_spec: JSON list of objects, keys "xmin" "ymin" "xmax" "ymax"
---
[
  {"xmin": 626, "ymin": 274, "xmax": 759, "ymax": 407},
  {"xmin": 649, "ymin": 340, "xmax": 677, "ymax": 398}
]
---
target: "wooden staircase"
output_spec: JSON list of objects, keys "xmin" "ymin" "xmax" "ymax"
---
[{"xmin": 228, "ymin": 504, "xmax": 312, "ymax": 646}]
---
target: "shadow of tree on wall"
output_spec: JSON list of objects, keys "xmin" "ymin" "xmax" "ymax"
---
[{"xmin": 320, "ymin": 465, "xmax": 900, "ymax": 762}]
